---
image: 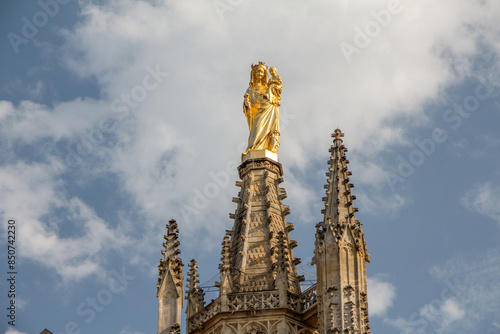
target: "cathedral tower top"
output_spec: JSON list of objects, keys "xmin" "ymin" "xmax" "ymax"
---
[{"xmin": 157, "ymin": 64, "xmax": 372, "ymax": 334}]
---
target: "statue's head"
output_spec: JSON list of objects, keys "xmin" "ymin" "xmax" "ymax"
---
[{"xmin": 250, "ymin": 61, "xmax": 268, "ymax": 87}]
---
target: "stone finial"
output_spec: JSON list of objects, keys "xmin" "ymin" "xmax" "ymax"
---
[
  {"xmin": 162, "ymin": 219, "xmax": 181, "ymax": 259},
  {"xmin": 217, "ymin": 233, "xmax": 234, "ymax": 310},
  {"xmin": 272, "ymin": 231, "xmax": 290, "ymax": 307},
  {"xmin": 332, "ymin": 128, "xmax": 344, "ymax": 141},
  {"xmin": 272, "ymin": 231, "xmax": 290, "ymax": 290},
  {"xmin": 219, "ymin": 234, "xmax": 231, "ymax": 272},
  {"xmin": 186, "ymin": 259, "xmax": 199, "ymax": 293},
  {"xmin": 273, "ymin": 231, "xmax": 289, "ymax": 271},
  {"xmin": 186, "ymin": 259, "xmax": 205, "ymax": 319},
  {"xmin": 158, "ymin": 219, "xmax": 183, "ymax": 294}
]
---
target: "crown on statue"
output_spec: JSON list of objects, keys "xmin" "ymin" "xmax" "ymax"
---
[{"xmin": 251, "ymin": 61, "xmax": 268, "ymax": 72}]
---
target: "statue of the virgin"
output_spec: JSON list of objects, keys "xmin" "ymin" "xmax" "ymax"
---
[{"xmin": 242, "ymin": 62, "xmax": 282, "ymax": 158}]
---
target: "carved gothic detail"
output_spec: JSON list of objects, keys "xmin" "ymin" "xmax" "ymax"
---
[
  {"xmin": 315, "ymin": 129, "xmax": 371, "ymax": 334},
  {"xmin": 160, "ymin": 127, "xmax": 371, "ymax": 334}
]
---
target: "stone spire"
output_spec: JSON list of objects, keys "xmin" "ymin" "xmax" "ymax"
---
[
  {"xmin": 272, "ymin": 231, "xmax": 290, "ymax": 308},
  {"xmin": 186, "ymin": 259, "xmax": 205, "ymax": 321},
  {"xmin": 157, "ymin": 219, "xmax": 183, "ymax": 334},
  {"xmin": 314, "ymin": 129, "xmax": 371, "ymax": 334},
  {"xmin": 217, "ymin": 233, "xmax": 233, "ymax": 311},
  {"xmin": 226, "ymin": 157, "xmax": 303, "ymax": 294},
  {"xmin": 218, "ymin": 234, "xmax": 233, "ymax": 292}
]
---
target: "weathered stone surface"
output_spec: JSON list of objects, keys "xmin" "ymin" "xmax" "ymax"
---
[{"xmin": 229, "ymin": 158, "xmax": 301, "ymax": 294}]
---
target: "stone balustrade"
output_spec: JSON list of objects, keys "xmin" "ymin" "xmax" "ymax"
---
[{"xmin": 187, "ymin": 285, "xmax": 318, "ymax": 333}]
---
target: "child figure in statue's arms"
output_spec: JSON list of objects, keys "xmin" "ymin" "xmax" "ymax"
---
[{"xmin": 265, "ymin": 67, "xmax": 282, "ymax": 106}]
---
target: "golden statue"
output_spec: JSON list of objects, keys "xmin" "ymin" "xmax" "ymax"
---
[{"xmin": 242, "ymin": 62, "xmax": 282, "ymax": 159}]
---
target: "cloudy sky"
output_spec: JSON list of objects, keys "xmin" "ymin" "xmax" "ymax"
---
[{"xmin": 1, "ymin": 0, "xmax": 500, "ymax": 333}]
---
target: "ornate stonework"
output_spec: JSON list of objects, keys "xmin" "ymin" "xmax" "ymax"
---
[
  {"xmin": 313, "ymin": 129, "xmax": 371, "ymax": 334},
  {"xmin": 157, "ymin": 219, "xmax": 184, "ymax": 334},
  {"xmin": 157, "ymin": 64, "xmax": 371, "ymax": 334}
]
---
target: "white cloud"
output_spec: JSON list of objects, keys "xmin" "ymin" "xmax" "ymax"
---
[
  {"xmin": 461, "ymin": 181, "xmax": 500, "ymax": 225},
  {"xmin": 441, "ymin": 299, "xmax": 465, "ymax": 322},
  {"xmin": 15, "ymin": 297, "xmax": 28, "ymax": 310},
  {"xmin": 281, "ymin": 166, "xmax": 322, "ymax": 224},
  {"xmin": 119, "ymin": 327, "xmax": 145, "ymax": 334},
  {"xmin": 367, "ymin": 274, "xmax": 396, "ymax": 316},
  {"xmin": 0, "ymin": 100, "xmax": 14, "ymax": 121},
  {"xmin": 4, "ymin": 329, "xmax": 28, "ymax": 334},
  {"xmin": 387, "ymin": 248, "xmax": 500, "ymax": 333},
  {"xmin": 0, "ymin": 99, "xmax": 110, "ymax": 144},
  {"xmin": 420, "ymin": 298, "xmax": 465, "ymax": 332},
  {"xmin": 384, "ymin": 316, "xmax": 426, "ymax": 334},
  {"xmin": 356, "ymin": 190, "xmax": 406, "ymax": 216},
  {"xmin": 0, "ymin": 161, "xmax": 135, "ymax": 283}
]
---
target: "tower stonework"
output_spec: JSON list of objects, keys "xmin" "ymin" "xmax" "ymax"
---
[
  {"xmin": 227, "ymin": 158, "xmax": 303, "ymax": 295},
  {"xmin": 184, "ymin": 157, "xmax": 314, "ymax": 334},
  {"xmin": 157, "ymin": 63, "xmax": 371, "ymax": 334}
]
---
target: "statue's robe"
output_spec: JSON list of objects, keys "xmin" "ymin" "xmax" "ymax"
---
[{"xmin": 243, "ymin": 86, "xmax": 280, "ymax": 155}]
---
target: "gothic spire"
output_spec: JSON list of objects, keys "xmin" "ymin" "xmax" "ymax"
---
[
  {"xmin": 314, "ymin": 130, "xmax": 371, "ymax": 334},
  {"xmin": 157, "ymin": 219, "xmax": 183, "ymax": 294},
  {"xmin": 186, "ymin": 259, "xmax": 205, "ymax": 320},
  {"xmin": 216, "ymin": 232, "xmax": 233, "ymax": 312},
  {"xmin": 226, "ymin": 158, "xmax": 303, "ymax": 294},
  {"xmin": 218, "ymin": 233, "xmax": 233, "ymax": 294},
  {"xmin": 157, "ymin": 219, "xmax": 184, "ymax": 334},
  {"xmin": 320, "ymin": 128, "xmax": 368, "ymax": 258},
  {"xmin": 186, "ymin": 259, "xmax": 200, "ymax": 294}
]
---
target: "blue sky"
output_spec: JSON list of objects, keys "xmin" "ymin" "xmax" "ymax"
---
[{"xmin": 1, "ymin": 1, "xmax": 500, "ymax": 333}]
